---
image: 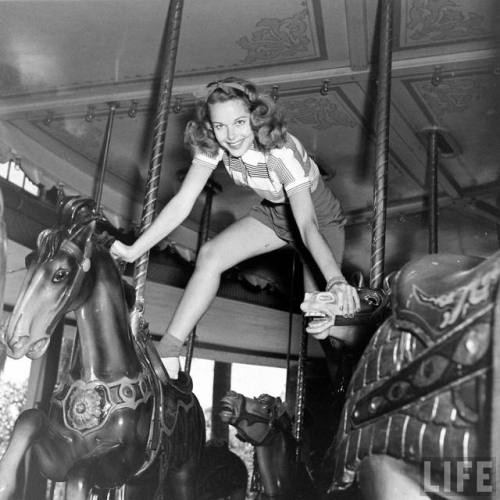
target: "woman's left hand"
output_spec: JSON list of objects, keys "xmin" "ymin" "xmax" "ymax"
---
[{"xmin": 326, "ymin": 279, "xmax": 361, "ymax": 317}]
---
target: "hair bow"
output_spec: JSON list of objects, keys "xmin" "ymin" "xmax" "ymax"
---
[{"xmin": 205, "ymin": 80, "xmax": 248, "ymax": 100}]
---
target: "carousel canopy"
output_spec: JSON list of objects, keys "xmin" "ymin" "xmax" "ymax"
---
[{"xmin": 0, "ymin": 0, "xmax": 499, "ymax": 363}]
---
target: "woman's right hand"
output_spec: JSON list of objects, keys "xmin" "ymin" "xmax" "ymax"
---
[{"xmin": 110, "ymin": 240, "xmax": 137, "ymax": 263}]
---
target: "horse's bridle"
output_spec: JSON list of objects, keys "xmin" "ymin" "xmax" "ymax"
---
[{"xmin": 233, "ymin": 397, "xmax": 288, "ymax": 446}]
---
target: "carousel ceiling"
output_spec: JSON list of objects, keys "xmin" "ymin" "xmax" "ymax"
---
[{"xmin": 0, "ymin": 0, "xmax": 499, "ymax": 307}]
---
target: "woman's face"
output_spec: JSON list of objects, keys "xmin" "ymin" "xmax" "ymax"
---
[{"xmin": 209, "ymin": 99, "xmax": 254, "ymax": 157}]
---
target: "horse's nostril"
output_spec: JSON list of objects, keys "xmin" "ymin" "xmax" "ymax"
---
[
  {"xmin": 9, "ymin": 335, "xmax": 30, "ymax": 351},
  {"xmin": 28, "ymin": 338, "xmax": 50, "ymax": 358},
  {"xmin": 0, "ymin": 324, "xmax": 6, "ymax": 346}
]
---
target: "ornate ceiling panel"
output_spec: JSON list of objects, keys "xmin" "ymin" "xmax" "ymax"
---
[{"xmin": 397, "ymin": 0, "xmax": 495, "ymax": 50}]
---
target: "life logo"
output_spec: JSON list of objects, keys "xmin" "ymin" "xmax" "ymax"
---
[{"xmin": 421, "ymin": 457, "xmax": 495, "ymax": 496}]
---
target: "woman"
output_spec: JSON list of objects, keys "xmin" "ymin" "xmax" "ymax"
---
[{"xmin": 111, "ymin": 77, "xmax": 360, "ymax": 379}]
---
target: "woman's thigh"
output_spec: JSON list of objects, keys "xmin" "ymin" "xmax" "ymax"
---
[{"xmin": 199, "ymin": 215, "xmax": 287, "ymax": 271}]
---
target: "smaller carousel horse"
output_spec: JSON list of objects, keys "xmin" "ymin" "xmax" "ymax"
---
[
  {"xmin": 219, "ymin": 391, "xmax": 317, "ymax": 500},
  {"xmin": 0, "ymin": 197, "xmax": 205, "ymax": 500},
  {"xmin": 301, "ymin": 251, "xmax": 500, "ymax": 499}
]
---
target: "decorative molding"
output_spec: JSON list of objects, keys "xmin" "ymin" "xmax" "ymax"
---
[
  {"xmin": 415, "ymin": 74, "xmax": 496, "ymax": 115},
  {"xmin": 237, "ymin": 9, "xmax": 315, "ymax": 64},
  {"xmin": 400, "ymin": 0, "xmax": 492, "ymax": 48},
  {"xmin": 283, "ymin": 96, "xmax": 357, "ymax": 130}
]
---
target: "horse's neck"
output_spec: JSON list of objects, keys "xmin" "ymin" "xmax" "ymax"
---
[{"xmin": 74, "ymin": 254, "xmax": 141, "ymax": 381}]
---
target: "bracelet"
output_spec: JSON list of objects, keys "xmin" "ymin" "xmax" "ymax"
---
[{"xmin": 326, "ymin": 276, "xmax": 347, "ymax": 292}]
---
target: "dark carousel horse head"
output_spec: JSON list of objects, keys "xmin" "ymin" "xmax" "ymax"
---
[
  {"xmin": 4, "ymin": 197, "xmax": 94, "ymax": 358},
  {"xmin": 2, "ymin": 196, "xmax": 128, "ymax": 361},
  {"xmin": 220, "ymin": 390, "xmax": 317, "ymax": 499},
  {"xmin": 219, "ymin": 390, "xmax": 291, "ymax": 446}
]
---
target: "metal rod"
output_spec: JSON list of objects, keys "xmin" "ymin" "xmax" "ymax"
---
[
  {"xmin": 497, "ymin": 193, "xmax": 500, "ymax": 247},
  {"xmin": 285, "ymin": 252, "xmax": 297, "ymax": 398},
  {"xmin": 427, "ymin": 128, "xmax": 439, "ymax": 253},
  {"xmin": 131, "ymin": 0, "xmax": 184, "ymax": 336},
  {"xmin": 369, "ymin": 0, "xmax": 393, "ymax": 289},
  {"xmin": 93, "ymin": 102, "xmax": 118, "ymax": 208}
]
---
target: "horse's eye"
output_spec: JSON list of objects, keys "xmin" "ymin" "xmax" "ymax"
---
[
  {"xmin": 25, "ymin": 252, "xmax": 36, "ymax": 268},
  {"xmin": 52, "ymin": 269, "xmax": 69, "ymax": 283}
]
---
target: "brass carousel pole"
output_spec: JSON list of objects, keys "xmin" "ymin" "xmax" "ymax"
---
[
  {"xmin": 130, "ymin": 0, "xmax": 184, "ymax": 342},
  {"xmin": 369, "ymin": 0, "xmax": 393, "ymax": 290},
  {"xmin": 293, "ymin": 315, "xmax": 308, "ymax": 463}
]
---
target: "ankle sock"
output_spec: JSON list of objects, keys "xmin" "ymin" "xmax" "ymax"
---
[
  {"xmin": 164, "ymin": 356, "xmax": 180, "ymax": 380},
  {"xmin": 161, "ymin": 333, "xmax": 184, "ymax": 379}
]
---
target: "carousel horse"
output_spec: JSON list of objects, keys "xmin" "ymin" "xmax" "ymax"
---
[
  {"xmin": 219, "ymin": 390, "xmax": 318, "ymax": 500},
  {"xmin": 0, "ymin": 197, "xmax": 206, "ymax": 500},
  {"xmin": 301, "ymin": 251, "xmax": 500, "ymax": 499}
]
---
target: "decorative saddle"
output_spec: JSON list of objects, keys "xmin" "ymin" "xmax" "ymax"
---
[{"xmin": 331, "ymin": 250, "xmax": 500, "ymax": 492}]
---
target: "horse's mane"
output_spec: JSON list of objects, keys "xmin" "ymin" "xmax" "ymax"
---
[{"xmin": 35, "ymin": 227, "xmax": 67, "ymax": 263}]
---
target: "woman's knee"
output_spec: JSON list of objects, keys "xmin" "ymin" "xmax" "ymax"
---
[{"xmin": 195, "ymin": 240, "xmax": 225, "ymax": 272}]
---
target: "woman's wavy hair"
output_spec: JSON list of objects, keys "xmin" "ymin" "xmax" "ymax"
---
[{"xmin": 184, "ymin": 76, "xmax": 287, "ymax": 155}]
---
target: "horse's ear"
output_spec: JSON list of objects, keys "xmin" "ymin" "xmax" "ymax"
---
[
  {"xmin": 58, "ymin": 196, "xmax": 96, "ymax": 228},
  {"xmin": 72, "ymin": 220, "xmax": 96, "ymax": 272},
  {"xmin": 72, "ymin": 220, "xmax": 96, "ymax": 247}
]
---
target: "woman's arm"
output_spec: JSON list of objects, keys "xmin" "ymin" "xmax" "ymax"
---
[
  {"xmin": 110, "ymin": 164, "xmax": 213, "ymax": 262},
  {"xmin": 288, "ymin": 188, "xmax": 360, "ymax": 316}
]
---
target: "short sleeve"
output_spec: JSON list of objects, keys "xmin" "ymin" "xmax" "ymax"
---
[{"xmin": 268, "ymin": 147, "xmax": 311, "ymax": 197}]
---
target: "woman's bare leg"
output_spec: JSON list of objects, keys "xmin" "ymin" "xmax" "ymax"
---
[{"xmin": 158, "ymin": 216, "xmax": 286, "ymax": 376}]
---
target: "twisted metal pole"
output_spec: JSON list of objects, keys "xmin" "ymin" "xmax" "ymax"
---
[
  {"xmin": 131, "ymin": 0, "xmax": 184, "ymax": 337},
  {"xmin": 293, "ymin": 318, "xmax": 308, "ymax": 463},
  {"xmin": 369, "ymin": 0, "xmax": 393, "ymax": 289}
]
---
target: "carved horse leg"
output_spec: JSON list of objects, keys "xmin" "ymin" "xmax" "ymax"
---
[
  {"xmin": 0, "ymin": 408, "xmax": 94, "ymax": 500},
  {"xmin": 65, "ymin": 462, "xmax": 95, "ymax": 500},
  {"xmin": 0, "ymin": 409, "xmax": 46, "ymax": 499},
  {"xmin": 165, "ymin": 456, "xmax": 199, "ymax": 500}
]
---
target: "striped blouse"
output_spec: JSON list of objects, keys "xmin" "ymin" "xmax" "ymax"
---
[{"xmin": 192, "ymin": 133, "xmax": 321, "ymax": 203}]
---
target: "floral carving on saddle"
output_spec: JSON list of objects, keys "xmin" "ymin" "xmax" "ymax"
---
[
  {"xmin": 53, "ymin": 374, "xmax": 153, "ymax": 436},
  {"xmin": 66, "ymin": 384, "xmax": 111, "ymax": 432}
]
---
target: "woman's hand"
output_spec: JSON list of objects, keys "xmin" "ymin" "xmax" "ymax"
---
[
  {"xmin": 326, "ymin": 277, "xmax": 361, "ymax": 317},
  {"xmin": 110, "ymin": 240, "xmax": 137, "ymax": 263}
]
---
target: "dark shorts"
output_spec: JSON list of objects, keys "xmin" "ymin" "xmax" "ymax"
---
[{"xmin": 249, "ymin": 177, "xmax": 346, "ymax": 264}]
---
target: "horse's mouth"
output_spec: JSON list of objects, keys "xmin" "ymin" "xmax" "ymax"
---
[
  {"xmin": 26, "ymin": 337, "xmax": 50, "ymax": 359},
  {"xmin": 219, "ymin": 400, "xmax": 237, "ymax": 423},
  {"xmin": 304, "ymin": 311, "xmax": 332, "ymax": 333}
]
